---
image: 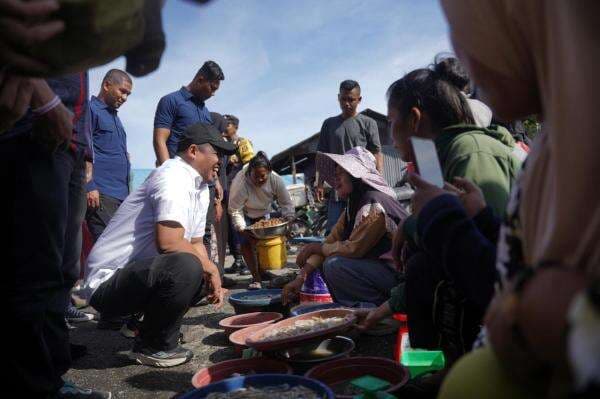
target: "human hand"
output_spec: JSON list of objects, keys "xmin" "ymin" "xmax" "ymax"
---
[
  {"xmin": 85, "ymin": 161, "xmax": 93, "ymax": 184},
  {"xmin": 0, "ymin": 72, "xmax": 34, "ymax": 132},
  {"xmin": 356, "ymin": 302, "xmax": 392, "ymax": 332},
  {"xmin": 408, "ymin": 172, "xmax": 450, "ymax": 215},
  {"xmin": 282, "ymin": 276, "xmax": 304, "ymax": 305},
  {"xmin": 87, "ymin": 190, "xmax": 100, "ymax": 209},
  {"xmin": 445, "ymin": 177, "xmax": 486, "ymax": 218},
  {"xmin": 316, "ymin": 186, "xmax": 325, "ymax": 202},
  {"xmin": 296, "ymin": 243, "xmax": 321, "ymax": 267},
  {"xmin": 30, "ymin": 79, "xmax": 73, "ymax": 152},
  {"xmin": 206, "ymin": 271, "xmax": 227, "ymax": 308},
  {"xmin": 0, "ymin": 0, "xmax": 65, "ymax": 75}
]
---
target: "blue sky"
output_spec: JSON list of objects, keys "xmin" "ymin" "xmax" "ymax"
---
[{"xmin": 90, "ymin": 0, "xmax": 451, "ymax": 169}]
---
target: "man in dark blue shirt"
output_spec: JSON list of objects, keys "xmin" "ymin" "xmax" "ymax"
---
[
  {"xmin": 86, "ymin": 69, "xmax": 133, "ymax": 242},
  {"xmin": 153, "ymin": 60, "xmax": 224, "ymax": 165}
]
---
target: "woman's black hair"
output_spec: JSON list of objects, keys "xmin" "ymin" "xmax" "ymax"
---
[
  {"xmin": 434, "ymin": 54, "xmax": 471, "ymax": 93},
  {"xmin": 386, "ymin": 56, "xmax": 475, "ymax": 130},
  {"xmin": 247, "ymin": 151, "xmax": 271, "ymax": 175},
  {"xmin": 341, "ymin": 174, "xmax": 375, "ymax": 240}
]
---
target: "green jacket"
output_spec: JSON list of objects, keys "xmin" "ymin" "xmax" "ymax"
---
[
  {"xmin": 435, "ymin": 124, "xmax": 522, "ymax": 217},
  {"xmin": 392, "ymin": 125, "xmax": 523, "ymax": 314}
]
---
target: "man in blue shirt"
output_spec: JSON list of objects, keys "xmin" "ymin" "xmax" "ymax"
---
[
  {"xmin": 86, "ymin": 69, "xmax": 133, "ymax": 242},
  {"xmin": 153, "ymin": 60, "xmax": 224, "ymax": 165}
]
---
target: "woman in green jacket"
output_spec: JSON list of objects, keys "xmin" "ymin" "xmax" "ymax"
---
[{"xmin": 359, "ymin": 59, "xmax": 522, "ymax": 362}]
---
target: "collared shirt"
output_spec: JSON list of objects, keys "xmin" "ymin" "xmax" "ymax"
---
[
  {"xmin": 154, "ymin": 86, "xmax": 212, "ymax": 157},
  {"xmin": 1, "ymin": 73, "xmax": 93, "ymax": 160},
  {"xmin": 86, "ymin": 96, "xmax": 130, "ymax": 200},
  {"xmin": 82, "ymin": 156, "xmax": 210, "ymax": 298}
]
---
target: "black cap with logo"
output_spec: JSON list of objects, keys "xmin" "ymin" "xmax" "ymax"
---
[{"xmin": 177, "ymin": 123, "xmax": 236, "ymax": 154}]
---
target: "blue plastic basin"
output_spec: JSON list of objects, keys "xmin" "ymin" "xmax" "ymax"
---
[{"xmin": 179, "ymin": 373, "xmax": 335, "ymax": 398}]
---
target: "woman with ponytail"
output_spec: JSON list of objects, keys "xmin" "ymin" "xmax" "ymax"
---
[{"xmin": 228, "ymin": 151, "xmax": 295, "ymax": 289}]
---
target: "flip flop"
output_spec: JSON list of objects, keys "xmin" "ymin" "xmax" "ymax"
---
[{"xmin": 248, "ymin": 281, "xmax": 262, "ymax": 290}]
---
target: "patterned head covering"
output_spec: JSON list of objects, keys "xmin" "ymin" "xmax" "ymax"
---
[{"xmin": 316, "ymin": 146, "xmax": 396, "ymax": 199}]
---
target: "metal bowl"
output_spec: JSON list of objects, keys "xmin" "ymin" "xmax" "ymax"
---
[{"xmin": 246, "ymin": 220, "xmax": 289, "ymax": 239}]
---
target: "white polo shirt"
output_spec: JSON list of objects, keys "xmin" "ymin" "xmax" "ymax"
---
[{"xmin": 81, "ymin": 156, "xmax": 210, "ymax": 299}]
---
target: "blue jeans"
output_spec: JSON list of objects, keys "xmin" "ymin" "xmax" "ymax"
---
[
  {"xmin": 322, "ymin": 255, "xmax": 400, "ymax": 308},
  {"xmin": 325, "ymin": 197, "xmax": 346, "ymax": 234}
]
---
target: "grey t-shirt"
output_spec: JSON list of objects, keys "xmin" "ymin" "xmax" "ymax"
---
[{"xmin": 316, "ymin": 113, "xmax": 381, "ymax": 155}]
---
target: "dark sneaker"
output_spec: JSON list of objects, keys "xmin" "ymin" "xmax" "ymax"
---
[
  {"xmin": 120, "ymin": 315, "xmax": 141, "ymax": 339},
  {"xmin": 129, "ymin": 343, "xmax": 193, "ymax": 367},
  {"xmin": 225, "ymin": 257, "xmax": 246, "ymax": 273},
  {"xmin": 97, "ymin": 315, "xmax": 126, "ymax": 330},
  {"xmin": 238, "ymin": 266, "xmax": 251, "ymax": 276},
  {"xmin": 55, "ymin": 381, "xmax": 111, "ymax": 398},
  {"xmin": 66, "ymin": 306, "xmax": 94, "ymax": 323}
]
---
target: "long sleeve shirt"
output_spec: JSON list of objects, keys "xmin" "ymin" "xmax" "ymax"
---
[
  {"xmin": 228, "ymin": 167, "xmax": 295, "ymax": 231},
  {"xmin": 86, "ymin": 96, "xmax": 130, "ymax": 201},
  {"xmin": 321, "ymin": 209, "xmax": 389, "ymax": 259}
]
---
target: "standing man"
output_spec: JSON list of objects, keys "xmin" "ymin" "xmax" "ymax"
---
[
  {"xmin": 153, "ymin": 60, "xmax": 224, "ymax": 165},
  {"xmin": 222, "ymin": 114, "xmax": 253, "ymax": 275},
  {"xmin": 86, "ymin": 69, "xmax": 133, "ymax": 242},
  {"xmin": 316, "ymin": 80, "xmax": 383, "ymax": 232},
  {"xmin": 81, "ymin": 123, "xmax": 236, "ymax": 368}
]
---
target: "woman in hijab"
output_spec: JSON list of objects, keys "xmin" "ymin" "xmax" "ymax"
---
[
  {"xmin": 282, "ymin": 146, "xmax": 408, "ymax": 309},
  {"xmin": 431, "ymin": 1, "xmax": 600, "ymax": 397}
]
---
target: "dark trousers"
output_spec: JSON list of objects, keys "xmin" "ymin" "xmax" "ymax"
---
[
  {"xmin": 85, "ymin": 193, "xmax": 123, "ymax": 242},
  {"xmin": 1, "ymin": 135, "xmax": 86, "ymax": 397},
  {"xmin": 90, "ymin": 252, "xmax": 204, "ymax": 350}
]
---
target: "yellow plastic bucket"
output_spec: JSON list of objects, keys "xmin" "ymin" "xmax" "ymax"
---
[{"xmin": 257, "ymin": 236, "xmax": 287, "ymax": 271}]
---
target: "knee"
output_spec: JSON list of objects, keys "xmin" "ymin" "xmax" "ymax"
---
[
  {"xmin": 168, "ymin": 252, "xmax": 203, "ymax": 282},
  {"xmin": 322, "ymin": 256, "xmax": 343, "ymax": 278}
]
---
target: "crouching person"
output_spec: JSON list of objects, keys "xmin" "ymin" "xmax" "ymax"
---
[
  {"xmin": 283, "ymin": 147, "xmax": 408, "ymax": 308},
  {"xmin": 80, "ymin": 123, "xmax": 236, "ymax": 367}
]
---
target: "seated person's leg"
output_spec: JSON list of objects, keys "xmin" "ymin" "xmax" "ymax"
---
[
  {"xmin": 322, "ymin": 255, "xmax": 399, "ymax": 308},
  {"xmin": 91, "ymin": 252, "xmax": 204, "ymax": 351},
  {"xmin": 438, "ymin": 346, "xmax": 535, "ymax": 399}
]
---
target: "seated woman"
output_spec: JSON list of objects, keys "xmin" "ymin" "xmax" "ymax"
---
[
  {"xmin": 282, "ymin": 146, "xmax": 408, "ymax": 308},
  {"xmin": 361, "ymin": 58, "xmax": 523, "ymax": 362},
  {"xmin": 228, "ymin": 151, "xmax": 295, "ymax": 289}
]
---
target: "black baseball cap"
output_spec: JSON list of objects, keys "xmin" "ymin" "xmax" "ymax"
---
[{"xmin": 177, "ymin": 123, "xmax": 236, "ymax": 154}]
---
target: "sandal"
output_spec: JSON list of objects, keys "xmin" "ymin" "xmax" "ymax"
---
[{"xmin": 248, "ymin": 281, "xmax": 262, "ymax": 290}]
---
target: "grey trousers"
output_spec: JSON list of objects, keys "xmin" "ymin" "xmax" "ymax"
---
[{"xmin": 322, "ymin": 255, "xmax": 400, "ymax": 308}]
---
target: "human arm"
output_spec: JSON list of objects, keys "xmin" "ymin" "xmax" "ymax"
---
[
  {"xmin": 374, "ymin": 151, "xmax": 384, "ymax": 173},
  {"xmin": 357, "ymin": 301, "xmax": 393, "ymax": 331},
  {"xmin": 227, "ymin": 172, "xmax": 249, "ymax": 231},
  {"xmin": 153, "ymin": 127, "xmax": 171, "ymax": 166},
  {"xmin": 153, "ymin": 95, "xmax": 176, "ymax": 165},
  {"xmin": 155, "ymin": 221, "xmax": 224, "ymax": 307},
  {"xmin": 315, "ymin": 120, "xmax": 329, "ymax": 202},
  {"xmin": 274, "ymin": 174, "xmax": 295, "ymax": 220},
  {"xmin": 321, "ymin": 208, "xmax": 387, "ymax": 259}
]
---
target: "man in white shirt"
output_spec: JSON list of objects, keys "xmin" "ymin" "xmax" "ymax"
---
[{"xmin": 81, "ymin": 123, "xmax": 236, "ymax": 368}]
